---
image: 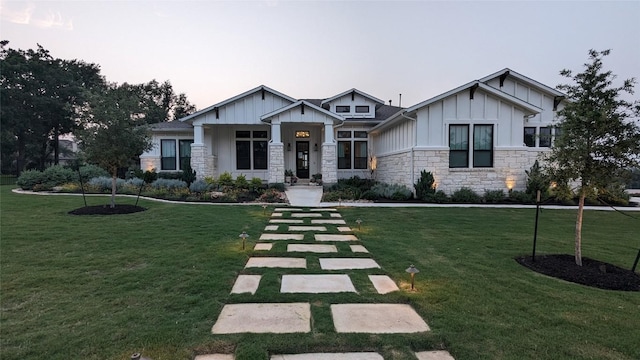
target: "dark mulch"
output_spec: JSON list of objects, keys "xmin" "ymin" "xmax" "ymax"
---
[
  {"xmin": 68, "ymin": 204, "xmax": 147, "ymax": 216},
  {"xmin": 516, "ymin": 254, "xmax": 640, "ymax": 291}
]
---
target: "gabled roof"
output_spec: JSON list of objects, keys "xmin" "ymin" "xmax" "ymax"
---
[
  {"xmin": 371, "ymin": 81, "xmax": 542, "ymax": 133},
  {"xmin": 179, "ymin": 85, "xmax": 297, "ymax": 123},
  {"xmin": 320, "ymin": 88, "xmax": 385, "ymax": 106},
  {"xmin": 479, "ymin": 68, "xmax": 565, "ymax": 97},
  {"xmin": 150, "ymin": 121, "xmax": 193, "ymax": 131},
  {"xmin": 260, "ymin": 100, "xmax": 345, "ymax": 123}
]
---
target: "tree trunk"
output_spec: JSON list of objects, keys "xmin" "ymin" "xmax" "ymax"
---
[
  {"xmin": 16, "ymin": 134, "xmax": 25, "ymax": 176},
  {"xmin": 54, "ymin": 126, "xmax": 59, "ymax": 165},
  {"xmin": 575, "ymin": 189, "xmax": 585, "ymax": 266},
  {"xmin": 110, "ymin": 170, "xmax": 117, "ymax": 208}
]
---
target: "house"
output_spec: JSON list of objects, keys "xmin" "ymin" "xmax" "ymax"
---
[{"xmin": 140, "ymin": 69, "xmax": 565, "ymax": 194}]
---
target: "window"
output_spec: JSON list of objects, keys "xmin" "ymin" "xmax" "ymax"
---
[
  {"xmin": 354, "ymin": 141, "xmax": 368, "ymax": 169},
  {"xmin": 337, "ymin": 131, "xmax": 351, "ymax": 138},
  {"xmin": 336, "ymin": 106, "xmax": 350, "ymax": 113},
  {"xmin": 539, "ymin": 127, "xmax": 552, "ymax": 147},
  {"xmin": 354, "ymin": 131, "xmax": 368, "ymax": 138},
  {"xmin": 338, "ymin": 142, "xmax": 351, "ymax": 169},
  {"xmin": 473, "ymin": 125, "xmax": 493, "ymax": 167},
  {"xmin": 449, "ymin": 125, "xmax": 469, "ymax": 168},
  {"xmin": 179, "ymin": 140, "xmax": 193, "ymax": 170},
  {"xmin": 236, "ymin": 130, "xmax": 268, "ymax": 170},
  {"xmin": 161, "ymin": 139, "xmax": 176, "ymax": 170},
  {"xmin": 524, "ymin": 127, "xmax": 536, "ymax": 147},
  {"xmin": 355, "ymin": 106, "xmax": 369, "ymax": 113}
]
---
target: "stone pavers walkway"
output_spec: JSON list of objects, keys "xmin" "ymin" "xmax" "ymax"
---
[{"xmin": 206, "ymin": 207, "xmax": 455, "ymax": 359}]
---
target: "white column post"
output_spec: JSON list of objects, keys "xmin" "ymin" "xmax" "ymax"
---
[
  {"xmin": 324, "ymin": 122, "xmax": 334, "ymax": 144},
  {"xmin": 194, "ymin": 124, "xmax": 204, "ymax": 144}
]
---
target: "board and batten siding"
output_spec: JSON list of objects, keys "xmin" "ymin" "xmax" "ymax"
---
[
  {"xmin": 370, "ymin": 118, "xmax": 415, "ymax": 155},
  {"xmin": 327, "ymin": 93, "xmax": 379, "ymax": 118},
  {"xmin": 197, "ymin": 91, "xmax": 294, "ymax": 125},
  {"xmin": 209, "ymin": 125, "xmax": 270, "ymax": 179},
  {"xmin": 485, "ymin": 77, "xmax": 560, "ymax": 123}
]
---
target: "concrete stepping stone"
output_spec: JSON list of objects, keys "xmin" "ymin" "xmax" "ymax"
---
[
  {"xmin": 231, "ymin": 275, "xmax": 261, "ymax": 295},
  {"xmin": 315, "ymin": 234, "xmax": 358, "ymax": 242},
  {"xmin": 415, "ymin": 351, "xmax": 456, "ymax": 360},
  {"xmin": 288, "ymin": 244, "xmax": 337, "ymax": 253},
  {"xmin": 212, "ymin": 303, "xmax": 311, "ymax": 334},
  {"xmin": 330, "ymin": 213, "xmax": 342, "ymax": 218},
  {"xmin": 331, "ymin": 304, "xmax": 430, "ymax": 333},
  {"xmin": 309, "ymin": 208, "xmax": 337, "ymax": 212},
  {"xmin": 337, "ymin": 226, "xmax": 352, "ymax": 232},
  {"xmin": 254, "ymin": 243, "xmax": 273, "ymax": 251},
  {"xmin": 271, "ymin": 353, "xmax": 383, "ymax": 360},
  {"xmin": 291, "ymin": 213, "xmax": 323, "ymax": 218},
  {"xmin": 245, "ymin": 257, "xmax": 306, "ymax": 269},
  {"xmin": 272, "ymin": 213, "xmax": 283, "ymax": 217},
  {"xmin": 195, "ymin": 354, "xmax": 234, "ymax": 360},
  {"xmin": 281, "ymin": 274, "xmax": 356, "ymax": 293},
  {"xmin": 368, "ymin": 275, "xmax": 399, "ymax": 294},
  {"xmin": 289, "ymin": 225, "xmax": 327, "ymax": 232},
  {"xmin": 270, "ymin": 219, "xmax": 304, "ymax": 224},
  {"xmin": 265, "ymin": 225, "xmax": 279, "ymax": 231},
  {"xmin": 260, "ymin": 233, "xmax": 304, "ymax": 240},
  {"xmin": 311, "ymin": 219, "xmax": 346, "ymax": 225},
  {"xmin": 349, "ymin": 245, "xmax": 369, "ymax": 253},
  {"xmin": 319, "ymin": 258, "xmax": 380, "ymax": 270},
  {"xmin": 275, "ymin": 208, "xmax": 304, "ymax": 212}
]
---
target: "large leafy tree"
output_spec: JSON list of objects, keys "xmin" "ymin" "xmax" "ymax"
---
[
  {"xmin": 122, "ymin": 79, "xmax": 196, "ymax": 124},
  {"xmin": 546, "ymin": 49, "xmax": 640, "ymax": 266},
  {"xmin": 76, "ymin": 84, "xmax": 153, "ymax": 208},
  {"xmin": 0, "ymin": 41, "xmax": 103, "ymax": 174}
]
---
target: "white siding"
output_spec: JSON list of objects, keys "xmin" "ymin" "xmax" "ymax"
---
[
  {"xmin": 200, "ymin": 92, "xmax": 293, "ymax": 125},
  {"xmin": 487, "ymin": 77, "xmax": 558, "ymax": 125},
  {"xmin": 371, "ymin": 118, "xmax": 415, "ymax": 155},
  {"xmin": 328, "ymin": 93, "xmax": 378, "ymax": 118}
]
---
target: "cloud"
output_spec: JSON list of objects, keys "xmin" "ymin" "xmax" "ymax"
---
[{"xmin": 0, "ymin": 1, "xmax": 73, "ymax": 30}]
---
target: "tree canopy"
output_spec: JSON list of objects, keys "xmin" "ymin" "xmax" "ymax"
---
[{"xmin": 545, "ymin": 49, "xmax": 640, "ymax": 266}]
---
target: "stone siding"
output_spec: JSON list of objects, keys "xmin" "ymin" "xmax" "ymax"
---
[
  {"xmin": 321, "ymin": 144, "xmax": 338, "ymax": 184},
  {"xmin": 190, "ymin": 144, "xmax": 216, "ymax": 179},
  {"xmin": 375, "ymin": 148, "xmax": 544, "ymax": 195},
  {"xmin": 269, "ymin": 143, "xmax": 285, "ymax": 183}
]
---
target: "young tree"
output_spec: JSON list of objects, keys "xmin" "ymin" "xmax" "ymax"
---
[
  {"xmin": 546, "ymin": 49, "xmax": 640, "ymax": 266},
  {"xmin": 76, "ymin": 84, "xmax": 152, "ymax": 208}
]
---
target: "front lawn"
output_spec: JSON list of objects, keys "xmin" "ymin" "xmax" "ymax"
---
[{"xmin": 1, "ymin": 186, "xmax": 638, "ymax": 359}]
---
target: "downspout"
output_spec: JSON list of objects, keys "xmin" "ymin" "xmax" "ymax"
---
[{"xmin": 400, "ymin": 111, "xmax": 418, "ymax": 188}]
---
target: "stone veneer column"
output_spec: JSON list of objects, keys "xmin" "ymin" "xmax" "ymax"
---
[
  {"xmin": 269, "ymin": 143, "xmax": 285, "ymax": 183},
  {"xmin": 322, "ymin": 143, "xmax": 337, "ymax": 184},
  {"xmin": 190, "ymin": 144, "xmax": 212, "ymax": 179}
]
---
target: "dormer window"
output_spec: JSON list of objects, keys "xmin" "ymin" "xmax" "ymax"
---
[
  {"xmin": 336, "ymin": 106, "xmax": 350, "ymax": 113},
  {"xmin": 355, "ymin": 106, "xmax": 369, "ymax": 113}
]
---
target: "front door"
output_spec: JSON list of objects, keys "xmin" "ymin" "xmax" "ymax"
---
[{"xmin": 296, "ymin": 141, "xmax": 310, "ymax": 179}]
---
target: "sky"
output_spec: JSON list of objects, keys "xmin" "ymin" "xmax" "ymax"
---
[{"xmin": 1, "ymin": 0, "xmax": 639, "ymax": 110}]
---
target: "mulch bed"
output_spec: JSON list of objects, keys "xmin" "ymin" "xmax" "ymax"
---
[
  {"xmin": 516, "ymin": 254, "xmax": 640, "ymax": 291},
  {"xmin": 68, "ymin": 204, "xmax": 147, "ymax": 215}
]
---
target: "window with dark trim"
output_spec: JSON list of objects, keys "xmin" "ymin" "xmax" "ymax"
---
[
  {"xmin": 354, "ymin": 141, "xmax": 368, "ymax": 169},
  {"xmin": 473, "ymin": 125, "xmax": 493, "ymax": 167},
  {"xmin": 355, "ymin": 105, "xmax": 369, "ymax": 113},
  {"xmin": 338, "ymin": 141, "xmax": 351, "ymax": 169},
  {"xmin": 449, "ymin": 125, "xmax": 469, "ymax": 168},
  {"xmin": 524, "ymin": 127, "xmax": 536, "ymax": 147},
  {"xmin": 354, "ymin": 131, "xmax": 367, "ymax": 138},
  {"xmin": 539, "ymin": 127, "xmax": 552, "ymax": 147},
  {"xmin": 337, "ymin": 131, "xmax": 351, "ymax": 138},
  {"xmin": 336, "ymin": 106, "xmax": 350, "ymax": 113},
  {"xmin": 161, "ymin": 139, "xmax": 177, "ymax": 170},
  {"xmin": 179, "ymin": 140, "xmax": 193, "ymax": 170},
  {"xmin": 236, "ymin": 130, "xmax": 268, "ymax": 170}
]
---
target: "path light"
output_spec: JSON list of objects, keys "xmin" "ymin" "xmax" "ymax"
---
[
  {"xmin": 406, "ymin": 264, "xmax": 420, "ymax": 291},
  {"xmin": 239, "ymin": 231, "xmax": 249, "ymax": 250},
  {"xmin": 131, "ymin": 353, "xmax": 153, "ymax": 360},
  {"xmin": 356, "ymin": 218, "xmax": 362, "ymax": 230},
  {"xmin": 262, "ymin": 204, "xmax": 267, "ymax": 215}
]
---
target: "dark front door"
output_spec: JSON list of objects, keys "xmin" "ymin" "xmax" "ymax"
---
[{"xmin": 296, "ymin": 141, "xmax": 310, "ymax": 179}]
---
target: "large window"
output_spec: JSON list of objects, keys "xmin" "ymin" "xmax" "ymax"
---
[
  {"xmin": 161, "ymin": 139, "xmax": 177, "ymax": 170},
  {"xmin": 539, "ymin": 127, "xmax": 552, "ymax": 147},
  {"xmin": 354, "ymin": 141, "xmax": 368, "ymax": 169},
  {"xmin": 449, "ymin": 125, "xmax": 469, "ymax": 168},
  {"xmin": 236, "ymin": 130, "xmax": 268, "ymax": 170},
  {"xmin": 338, "ymin": 142, "xmax": 351, "ymax": 169},
  {"xmin": 179, "ymin": 140, "xmax": 193, "ymax": 170},
  {"xmin": 473, "ymin": 125, "xmax": 493, "ymax": 167},
  {"xmin": 524, "ymin": 127, "xmax": 536, "ymax": 147}
]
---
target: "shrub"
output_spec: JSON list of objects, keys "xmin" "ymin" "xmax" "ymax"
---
[
  {"xmin": 360, "ymin": 190, "xmax": 379, "ymax": 200},
  {"xmin": 189, "ymin": 179, "xmax": 210, "ymax": 193},
  {"xmin": 508, "ymin": 190, "xmax": 533, "ymax": 204},
  {"xmin": 414, "ymin": 170, "xmax": 436, "ymax": 200},
  {"xmin": 218, "ymin": 172, "xmax": 233, "ymax": 187},
  {"xmin": 235, "ymin": 174, "xmax": 249, "ymax": 189},
  {"xmin": 78, "ymin": 164, "xmax": 109, "ymax": 182},
  {"xmin": 16, "ymin": 170, "xmax": 46, "ymax": 190},
  {"xmin": 42, "ymin": 165, "xmax": 76, "ymax": 189},
  {"xmin": 158, "ymin": 171, "xmax": 183, "ymax": 180},
  {"xmin": 269, "ymin": 183, "xmax": 286, "ymax": 192},
  {"xmin": 525, "ymin": 160, "xmax": 549, "ymax": 198},
  {"xmin": 250, "ymin": 177, "xmax": 265, "ymax": 193},
  {"xmin": 426, "ymin": 190, "xmax": 449, "ymax": 203},
  {"xmin": 483, "ymin": 190, "xmax": 506, "ymax": 203},
  {"xmin": 370, "ymin": 183, "xmax": 412, "ymax": 200},
  {"xmin": 142, "ymin": 170, "xmax": 158, "ymax": 184},
  {"xmin": 549, "ymin": 183, "xmax": 574, "ymax": 204},
  {"xmin": 87, "ymin": 177, "xmax": 126, "ymax": 193},
  {"xmin": 257, "ymin": 188, "xmax": 286, "ymax": 203},
  {"xmin": 181, "ymin": 162, "xmax": 196, "ymax": 186},
  {"xmin": 598, "ymin": 183, "xmax": 630, "ymax": 206},
  {"xmin": 451, "ymin": 187, "xmax": 481, "ymax": 203},
  {"xmin": 150, "ymin": 178, "xmax": 187, "ymax": 190}
]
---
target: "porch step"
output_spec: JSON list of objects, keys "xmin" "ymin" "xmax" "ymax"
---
[{"xmin": 285, "ymin": 185, "xmax": 323, "ymax": 207}]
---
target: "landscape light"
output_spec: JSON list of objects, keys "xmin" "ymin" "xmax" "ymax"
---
[
  {"xmin": 239, "ymin": 231, "xmax": 249, "ymax": 250},
  {"xmin": 405, "ymin": 264, "xmax": 420, "ymax": 291}
]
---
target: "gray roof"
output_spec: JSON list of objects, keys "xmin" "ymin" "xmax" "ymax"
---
[
  {"xmin": 150, "ymin": 121, "xmax": 193, "ymax": 130},
  {"xmin": 301, "ymin": 99, "xmax": 404, "ymax": 123}
]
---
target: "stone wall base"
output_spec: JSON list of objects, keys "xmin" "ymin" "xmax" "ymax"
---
[
  {"xmin": 321, "ymin": 144, "xmax": 337, "ymax": 184},
  {"xmin": 269, "ymin": 143, "xmax": 285, "ymax": 183}
]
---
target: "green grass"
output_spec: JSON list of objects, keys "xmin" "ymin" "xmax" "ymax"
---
[{"xmin": 1, "ymin": 186, "xmax": 639, "ymax": 360}]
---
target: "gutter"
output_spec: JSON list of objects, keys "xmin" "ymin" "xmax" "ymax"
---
[{"xmin": 400, "ymin": 111, "xmax": 418, "ymax": 189}]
